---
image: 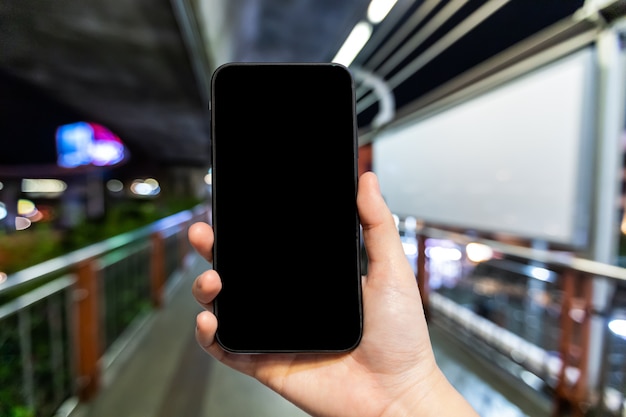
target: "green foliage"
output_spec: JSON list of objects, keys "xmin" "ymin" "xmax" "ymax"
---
[
  {"xmin": 0, "ymin": 315, "xmax": 24, "ymax": 417},
  {"xmin": 0, "ymin": 295, "xmax": 72, "ymax": 417},
  {"xmin": 0, "ymin": 196, "xmax": 202, "ymax": 275},
  {"xmin": 9, "ymin": 406, "xmax": 35, "ymax": 417},
  {"xmin": 62, "ymin": 199, "xmax": 168, "ymax": 250},
  {"xmin": 0, "ymin": 224, "xmax": 62, "ymax": 275}
]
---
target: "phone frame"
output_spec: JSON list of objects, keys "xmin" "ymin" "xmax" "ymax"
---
[{"xmin": 210, "ymin": 62, "xmax": 363, "ymax": 354}]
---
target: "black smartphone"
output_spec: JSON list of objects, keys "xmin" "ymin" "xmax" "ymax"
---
[{"xmin": 210, "ymin": 62, "xmax": 362, "ymax": 353}]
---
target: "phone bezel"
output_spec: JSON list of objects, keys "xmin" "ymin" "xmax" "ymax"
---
[{"xmin": 209, "ymin": 62, "xmax": 363, "ymax": 353}]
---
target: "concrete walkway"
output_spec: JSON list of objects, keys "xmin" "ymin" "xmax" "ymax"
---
[{"xmin": 69, "ymin": 253, "xmax": 550, "ymax": 417}]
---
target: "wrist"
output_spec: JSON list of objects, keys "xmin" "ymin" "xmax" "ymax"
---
[{"xmin": 381, "ymin": 368, "xmax": 479, "ymax": 417}]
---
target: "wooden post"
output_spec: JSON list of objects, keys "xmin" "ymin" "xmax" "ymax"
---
[
  {"xmin": 73, "ymin": 259, "xmax": 101, "ymax": 401},
  {"xmin": 151, "ymin": 232, "xmax": 166, "ymax": 308},
  {"xmin": 553, "ymin": 269, "xmax": 592, "ymax": 417}
]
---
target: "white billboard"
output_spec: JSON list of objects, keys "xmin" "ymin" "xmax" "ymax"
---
[{"xmin": 374, "ymin": 47, "xmax": 596, "ymax": 247}]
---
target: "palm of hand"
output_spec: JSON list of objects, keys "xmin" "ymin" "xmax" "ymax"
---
[{"xmin": 209, "ymin": 258, "xmax": 436, "ymax": 417}]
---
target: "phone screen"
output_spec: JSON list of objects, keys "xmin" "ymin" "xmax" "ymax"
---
[{"xmin": 210, "ymin": 63, "xmax": 362, "ymax": 353}]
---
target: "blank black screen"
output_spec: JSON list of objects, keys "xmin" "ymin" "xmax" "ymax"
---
[{"xmin": 210, "ymin": 63, "xmax": 362, "ymax": 353}]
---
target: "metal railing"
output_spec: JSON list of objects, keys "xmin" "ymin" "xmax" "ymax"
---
[
  {"xmin": 0, "ymin": 275, "xmax": 76, "ymax": 417},
  {"xmin": 408, "ymin": 227, "xmax": 626, "ymax": 417},
  {"xmin": 0, "ymin": 205, "xmax": 209, "ymax": 417}
]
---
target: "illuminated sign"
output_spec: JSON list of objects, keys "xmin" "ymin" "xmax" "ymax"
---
[{"xmin": 56, "ymin": 122, "xmax": 126, "ymax": 168}]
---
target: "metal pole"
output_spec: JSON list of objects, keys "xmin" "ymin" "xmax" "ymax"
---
[{"xmin": 587, "ymin": 24, "xmax": 626, "ymax": 402}]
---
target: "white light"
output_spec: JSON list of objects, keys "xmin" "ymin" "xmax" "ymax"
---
[
  {"xmin": 367, "ymin": 0, "xmax": 397, "ymax": 24},
  {"xmin": 130, "ymin": 179, "xmax": 160, "ymax": 196},
  {"xmin": 15, "ymin": 217, "xmax": 32, "ymax": 231},
  {"xmin": 0, "ymin": 181, "xmax": 3, "ymax": 191},
  {"xmin": 529, "ymin": 266, "xmax": 551, "ymax": 282},
  {"xmin": 0, "ymin": 202, "xmax": 6, "ymax": 220},
  {"xmin": 132, "ymin": 182, "xmax": 153, "ymax": 196},
  {"xmin": 402, "ymin": 241, "xmax": 418, "ymax": 256},
  {"xmin": 404, "ymin": 216, "xmax": 417, "ymax": 231},
  {"xmin": 466, "ymin": 242, "xmax": 494, "ymax": 263},
  {"xmin": 22, "ymin": 179, "xmax": 67, "ymax": 194},
  {"xmin": 608, "ymin": 318, "xmax": 626, "ymax": 338},
  {"xmin": 426, "ymin": 246, "xmax": 462, "ymax": 261},
  {"xmin": 0, "ymin": 272, "xmax": 6, "ymax": 284},
  {"xmin": 90, "ymin": 141, "xmax": 124, "ymax": 166},
  {"xmin": 332, "ymin": 21, "xmax": 373, "ymax": 67}
]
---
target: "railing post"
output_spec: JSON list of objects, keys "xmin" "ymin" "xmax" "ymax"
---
[
  {"xmin": 73, "ymin": 259, "xmax": 101, "ymax": 401},
  {"xmin": 151, "ymin": 232, "xmax": 166, "ymax": 308},
  {"xmin": 553, "ymin": 269, "xmax": 592, "ymax": 417}
]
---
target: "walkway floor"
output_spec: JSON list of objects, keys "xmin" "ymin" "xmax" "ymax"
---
[{"xmin": 69, "ymin": 253, "xmax": 552, "ymax": 417}]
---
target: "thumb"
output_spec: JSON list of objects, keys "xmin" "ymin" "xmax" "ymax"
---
[{"xmin": 357, "ymin": 172, "xmax": 410, "ymax": 270}]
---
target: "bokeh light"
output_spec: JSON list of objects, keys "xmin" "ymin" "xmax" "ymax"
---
[
  {"xmin": 106, "ymin": 179, "xmax": 124, "ymax": 193},
  {"xmin": 17, "ymin": 199, "xmax": 37, "ymax": 217},
  {"xmin": 15, "ymin": 217, "xmax": 32, "ymax": 231},
  {"xmin": 130, "ymin": 178, "xmax": 160, "ymax": 196},
  {"xmin": 466, "ymin": 242, "xmax": 494, "ymax": 263},
  {"xmin": 56, "ymin": 121, "xmax": 126, "ymax": 168},
  {"xmin": 609, "ymin": 318, "xmax": 626, "ymax": 339},
  {"xmin": 22, "ymin": 179, "xmax": 67, "ymax": 197}
]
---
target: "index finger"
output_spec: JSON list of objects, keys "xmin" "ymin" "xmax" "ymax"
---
[{"xmin": 188, "ymin": 222, "xmax": 214, "ymax": 262}]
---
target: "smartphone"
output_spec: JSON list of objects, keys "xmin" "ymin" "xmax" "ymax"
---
[{"xmin": 210, "ymin": 62, "xmax": 362, "ymax": 353}]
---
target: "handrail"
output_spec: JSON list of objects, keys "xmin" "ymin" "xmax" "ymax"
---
[
  {"xmin": 0, "ymin": 204, "xmax": 208, "ymax": 416},
  {"xmin": 0, "ymin": 274, "xmax": 75, "ymax": 320},
  {"xmin": 418, "ymin": 225, "xmax": 626, "ymax": 282},
  {"xmin": 0, "ymin": 206, "xmax": 201, "ymax": 294},
  {"xmin": 409, "ymin": 224, "xmax": 626, "ymax": 416}
]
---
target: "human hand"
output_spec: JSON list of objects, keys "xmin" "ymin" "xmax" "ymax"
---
[{"xmin": 189, "ymin": 171, "xmax": 478, "ymax": 417}]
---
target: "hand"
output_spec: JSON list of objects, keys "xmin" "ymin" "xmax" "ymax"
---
[{"xmin": 189, "ymin": 171, "xmax": 478, "ymax": 417}]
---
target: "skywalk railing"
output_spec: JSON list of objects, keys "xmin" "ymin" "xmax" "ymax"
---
[
  {"xmin": 0, "ymin": 205, "xmax": 209, "ymax": 417},
  {"xmin": 409, "ymin": 226, "xmax": 626, "ymax": 417}
]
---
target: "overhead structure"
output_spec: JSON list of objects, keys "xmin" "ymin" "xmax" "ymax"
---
[{"xmin": 1, "ymin": 0, "xmax": 624, "ymax": 165}]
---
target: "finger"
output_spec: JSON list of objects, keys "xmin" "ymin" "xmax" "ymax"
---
[
  {"xmin": 188, "ymin": 222, "xmax": 214, "ymax": 262},
  {"xmin": 195, "ymin": 312, "xmax": 258, "ymax": 379},
  {"xmin": 357, "ymin": 172, "xmax": 413, "ymax": 274},
  {"xmin": 192, "ymin": 269, "xmax": 222, "ymax": 310},
  {"xmin": 196, "ymin": 310, "xmax": 218, "ymax": 350}
]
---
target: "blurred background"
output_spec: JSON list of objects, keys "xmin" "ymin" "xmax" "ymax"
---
[{"xmin": 2, "ymin": 0, "xmax": 626, "ymax": 416}]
